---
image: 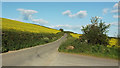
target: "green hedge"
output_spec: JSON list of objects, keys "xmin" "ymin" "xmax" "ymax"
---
[{"xmin": 2, "ymin": 29, "xmax": 64, "ymax": 53}]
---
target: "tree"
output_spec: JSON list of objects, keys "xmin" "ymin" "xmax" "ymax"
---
[
  {"xmin": 59, "ymin": 28, "xmax": 64, "ymax": 32},
  {"xmin": 81, "ymin": 16, "xmax": 110, "ymax": 45}
]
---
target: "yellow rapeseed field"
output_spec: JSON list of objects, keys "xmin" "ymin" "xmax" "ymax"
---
[
  {"xmin": 2, "ymin": 18, "xmax": 60, "ymax": 34},
  {"xmin": 70, "ymin": 33, "xmax": 82, "ymax": 38},
  {"xmin": 108, "ymin": 38, "xmax": 119, "ymax": 47}
]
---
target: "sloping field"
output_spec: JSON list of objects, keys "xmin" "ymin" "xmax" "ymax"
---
[{"xmin": 2, "ymin": 18, "xmax": 60, "ymax": 33}]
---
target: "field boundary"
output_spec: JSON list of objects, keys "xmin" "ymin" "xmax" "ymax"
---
[{"xmin": 1, "ymin": 33, "xmax": 66, "ymax": 55}]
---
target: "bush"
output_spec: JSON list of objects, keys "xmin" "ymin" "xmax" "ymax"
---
[
  {"xmin": 81, "ymin": 16, "xmax": 110, "ymax": 45},
  {"xmin": 2, "ymin": 29, "xmax": 64, "ymax": 53},
  {"xmin": 59, "ymin": 28, "xmax": 64, "ymax": 32}
]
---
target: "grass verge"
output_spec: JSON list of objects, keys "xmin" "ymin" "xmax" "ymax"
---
[{"xmin": 58, "ymin": 34, "xmax": 119, "ymax": 59}]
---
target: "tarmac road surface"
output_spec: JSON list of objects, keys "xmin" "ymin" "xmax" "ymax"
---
[{"xmin": 2, "ymin": 34, "xmax": 118, "ymax": 66}]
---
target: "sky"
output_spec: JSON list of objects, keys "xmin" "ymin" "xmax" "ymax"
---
[
  {"xmin": 1, "ymin": 0, "xmax": 119, "ymax": 2},
  {"xmin": 2, "ymin": 2, "xmax": 120, "ymax": 37}
]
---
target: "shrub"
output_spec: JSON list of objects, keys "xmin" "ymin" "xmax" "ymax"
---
[
  {"xmin": 2, "ymin": 29, "xmax": 64, "ymax": 53},
  {"xmin": 81, "ymin": 16, "xmax": 110, "ymax": 45},
  {"xmin": 59, "ymin": 28, "xmax": 64, "ymax": 32}
]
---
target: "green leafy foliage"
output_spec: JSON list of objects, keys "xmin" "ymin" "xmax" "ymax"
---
[
  {"xmin": 59, "ymin": 28, "xmax": 64, "ymax": 32},
  {"xmin": 2, "ymin": 29, "xmax": 64, "ymax": 53},
  {"xmin": 81, "ymin": 16, "xmax": 110, "ymax": 45}
]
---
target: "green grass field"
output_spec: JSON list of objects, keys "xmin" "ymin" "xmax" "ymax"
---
[{"xmin": 2, "ymin": 18, "xmax": 64, "ymax": 53}]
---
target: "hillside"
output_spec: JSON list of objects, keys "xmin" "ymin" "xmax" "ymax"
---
[
  {"xmin": 2, "ymin": 18, "xmax": 63, "ymax": 53},
  {"xmin": 2, "ymin": 18, "xmax": 60, "ymax": 33}
]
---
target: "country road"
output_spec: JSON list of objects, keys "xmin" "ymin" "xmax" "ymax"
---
[{"xmin": 2, "ymin": 33, "xmax": 118, "ymax": 66}]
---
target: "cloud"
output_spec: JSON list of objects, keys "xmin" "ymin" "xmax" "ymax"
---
[
  {"xmin": 103, "ymin": 3, "xmax": 119, "ymax": 14},
  {"xmin": 113, "ymin": 2, "xmax": 120, "ymax": 8},
  {"xmin": 32, "ymin": 19, "xmax": 48, "ymax": 25},
  {"xmin": 113, "ymin": 3, "xmax": 118, "ymax": 8},
  {"xmin": 96, "ymin": 16, "xmax": 103, "ymax": 19},
  {"xmin": 111, "ymin": 9, "xmax": 118, "ymax": 13},
  {"xmin": 62, "ymin": 10, "xmax": 71, "ymax": 16},
  {"xmin": 111, "ymin": 9, "xmax": 120, "ymax": 13},
  {"xmin": 50, "ymin": 24, "xmax": 81, "ymax": 30},
  {"xmin": 113, "ymin": 15, "xmax": 120, "ymax": 18},
  {"xmin": 103, "ymin": 8, "xmax": 109, "ymax": 14},
  {"xmin": 62, "ymin": 10, "xmax": 87, "ymax": 18},
  {"xmin": 17, "ymin": 8, "xmax": 48, "ymax": 25},
  {"xmin": 109, "ymin": 22, "xmax": 118, "ymax": 26},
  {"xmin": 106, "ymin": 22, "xmax": 120, "ymax": 26},
  {"xmin": 103, "ymin": 3, "xmax": 120, "ymax": 19},
  {"xmin": 17, "ymin": 8, "xmax": 38, "ymax": 20},
  {"xmin": 111, "ymin": 2, "xmax": 120, "ymax": 18},
  {"xmin": 75, "ymin": 11, "xmax": 87, "ymax": 18}
]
